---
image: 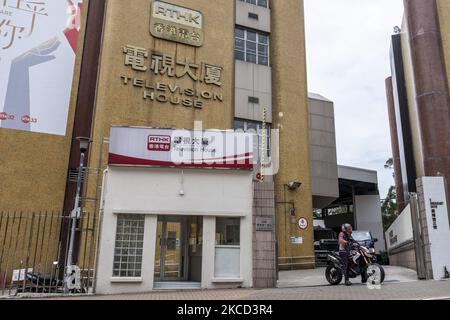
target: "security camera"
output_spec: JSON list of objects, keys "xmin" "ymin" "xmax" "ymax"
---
[{"xmin": 287, "ymin": 181, "xmax": 302, "ymax": 190}]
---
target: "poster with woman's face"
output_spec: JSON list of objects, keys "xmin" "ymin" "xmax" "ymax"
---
[{"xmin": 0, "ymin": 0, "xmax": 82, "ymax": 136}]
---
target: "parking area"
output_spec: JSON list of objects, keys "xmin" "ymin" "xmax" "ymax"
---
[{"xmin": 277, "ymin": 266, "xmax": 418, "ymax": 288}]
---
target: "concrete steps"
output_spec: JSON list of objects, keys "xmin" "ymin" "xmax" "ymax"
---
[{"xmin": 153, "ymin": 282, "xmax": 201, "ymax": 290}]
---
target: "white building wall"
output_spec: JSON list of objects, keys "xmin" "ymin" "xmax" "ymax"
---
[
  {"xmin": 418, "ymin": 177, "xmax": 450, "ymax": 280},
  {"xmin": 354, "ymin": 195, "xmax": 386, "ymax": 253},
  {"xmin": 201, "ymin": 216, "xmax": 216, "ymax": 287},
  {"xmin": 236, "ymin": 0, "xmax": 271, "ymax": 33},
  {"xmin": 385, "ymin": 204, "xmax": 413, "ymax": 251},
  {"xmin": 95, "ymin": 167, "xmax": 254, "ymax": 294}
]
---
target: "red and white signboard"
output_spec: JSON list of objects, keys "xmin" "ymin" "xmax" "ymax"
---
[{"xmin": 109, "ymin": 127, "xmax": 255, "ymax": 170}]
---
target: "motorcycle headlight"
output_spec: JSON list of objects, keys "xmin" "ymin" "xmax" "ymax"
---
[{"xmin": 369, "ymin": 248, "xmax": 376, "ymax": 254}]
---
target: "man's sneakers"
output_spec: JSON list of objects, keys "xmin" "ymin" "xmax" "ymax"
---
[{"xmin": 345, "ymin": 280, "xmax": 353, "ymax": 286}]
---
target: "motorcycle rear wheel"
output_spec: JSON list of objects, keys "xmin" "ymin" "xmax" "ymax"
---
[{"xmin": 325, "ymin": 264, "xmax": 343, "ymax": 285}]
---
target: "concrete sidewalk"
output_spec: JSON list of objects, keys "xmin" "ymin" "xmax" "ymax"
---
[
  {"xmin": 17, "ymin": 266, "xmax": 450, "ymax": 301},
  {"xmin": 35, "ymin": 279, "xmax": 450, "ymax": 300}
]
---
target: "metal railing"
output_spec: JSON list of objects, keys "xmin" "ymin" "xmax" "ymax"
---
[{"xmin": 0, "ymin": 211, "xmax": 97, "ymax": 297}]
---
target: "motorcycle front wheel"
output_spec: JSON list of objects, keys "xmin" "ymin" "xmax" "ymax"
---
[
  {"xmin": 365, "ymin": 263, "xmax": 385, "ymax": 284},
  {"xmin": 325, "ymin": 264, "xmax": 343, "ymax": 285}
]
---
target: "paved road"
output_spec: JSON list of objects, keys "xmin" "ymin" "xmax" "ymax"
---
[
  {"xmin": 277, "ymin": 266, "xmax": 418, "ymax": 288},
  {"xmin": 36, "ymin": 279, "xmax": 450, "ymax": 300},
  {"xmin": 247, "ymin": 280, "xmax": 450, "ymax": 300}
]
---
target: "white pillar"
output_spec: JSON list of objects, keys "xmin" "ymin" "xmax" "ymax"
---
[
  {"xmin": 143, "ymin": 215, "xmax": 158, "ymax": 289},
  {"xmin": 240, "ymin": 216, "xmax": 253, "ymax": 288},
  {"xmin": 417, "ymin": 177, "xmax": 450, "ymax": 280},
  {"xmin": 201, "ymin": 216, "xmax": 216, "ymax": 288}
]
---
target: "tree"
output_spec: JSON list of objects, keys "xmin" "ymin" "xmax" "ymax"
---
[
  {"xmin": 381, "ymin": 157, "xmax": 398, "ymax": 231},
  {"xmin": 384, "ymin": 157, "xmax": 394, "ymax": 169},
  {"xmin": 384, "ymin": 157, "xmax": 395, "ymax": 178},
  {"xmin": 381, "ymin": 186, "xmax": 398, "ymax": 231}
]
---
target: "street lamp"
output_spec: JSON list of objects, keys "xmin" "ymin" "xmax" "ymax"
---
[{"xmin": 65, "ymin": 136, "xmax": 92, "ymax": 293}]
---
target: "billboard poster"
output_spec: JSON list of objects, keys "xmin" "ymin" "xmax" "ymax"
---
[
  {"xmin": 109, "ymin": 127, "xmax": 255, "ymax": 170},
  {"xmin": 0, "ymin": 0, "xmax": 82, "ymax": 135}
]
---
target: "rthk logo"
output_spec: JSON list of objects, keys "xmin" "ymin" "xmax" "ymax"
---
[{"xmin": 148, "ymin": 135, "xmax": 171, "ymax": 152}]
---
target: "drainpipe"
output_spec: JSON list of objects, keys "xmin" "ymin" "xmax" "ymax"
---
[{"xmin": 404, "ymin": 0, "xmax": 450, "ymax": 195}]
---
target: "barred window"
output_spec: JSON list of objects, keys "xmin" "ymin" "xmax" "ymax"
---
[
  {"xmin": 235, "ymin": 27, "xmax": 269, "ymax": 66},
  {"xmin": 112, "ymin": 214, "xmax": 145, "ymax": 278}
]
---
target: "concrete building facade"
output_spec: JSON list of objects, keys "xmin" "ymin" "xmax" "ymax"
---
[{"xmin": 0, "ymin": 0, "xmax": 314, "ymax": 292}]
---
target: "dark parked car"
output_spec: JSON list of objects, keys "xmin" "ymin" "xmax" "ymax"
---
[
  {"xmin": 314, "ymin": 227, "xmax": 338, "ymax": 251},
  {"xmin": 314, "ymin": 227, "xmax": 338, "ymax": 266}
]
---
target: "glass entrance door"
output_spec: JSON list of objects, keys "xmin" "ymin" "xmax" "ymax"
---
[{"xmin": 154, "ymin": 216, "xmax": 187, "ymax": 281}]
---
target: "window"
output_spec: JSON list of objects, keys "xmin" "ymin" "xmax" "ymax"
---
[
  {"xmin": 215, "ymin": 218, "xmax": 241, "ymax": 278},
  {"xmin": 235, "ymin": 27, "xmax": 269, "ymax": 66},
  {"xmin": 112, "ymin": 214, "xmax": 145, "ymax": 278},
  {"xmin": 216, "ymin": 218, "xmax": 240, "ymax": 246},
  {"xmin": 239, "ymin": 0, "xmax": 268, "ymax": 8},
  {"xmin": 234, "ymin": 119, "xmax": 271, "ymax": 157}
]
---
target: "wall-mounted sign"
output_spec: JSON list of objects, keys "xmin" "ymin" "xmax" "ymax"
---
[
  {"xmin": 298, "ymin": 217, "xmax": 308, "ymax": 230},
  {"xmin": 120, "ymin": 46, "xmax": 224, "ymax": 109},
  {"xmin": 290, "ymin": 236, "xmax": 303, "ymax": 245},
  {"xmin": 430, "ymin": 199, "xmax": 444, "ymax": 209},
  {"xmin": 109, "ymin": 127, "xmax": 255, "ymax": 170},
  {"xmin": 430, "ymin": 199, "xmax": 444, "ymax": 230},
  {"xmin": 150, "ymin": 0, "xmax": 204, "ymax": 47},
  {"xmin": 0, "ymin": 0, "xmax": 82, "ymax": 136},
  {"xmin": 388, "ymin": 230, "xmax": 398, "ymax": 246},
  {"xmin": 256, "ymin": 217, "xmax": 274, "ymax": 231}
]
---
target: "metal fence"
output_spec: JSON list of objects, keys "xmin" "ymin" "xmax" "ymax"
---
[{"xmin": 0, "ymin": 211, "xmax": 97, "ymax": 297}]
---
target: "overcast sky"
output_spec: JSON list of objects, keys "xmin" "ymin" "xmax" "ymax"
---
[{"xmin": 304, "ymin": 0, "xmax": 405, "ymax": 198}]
